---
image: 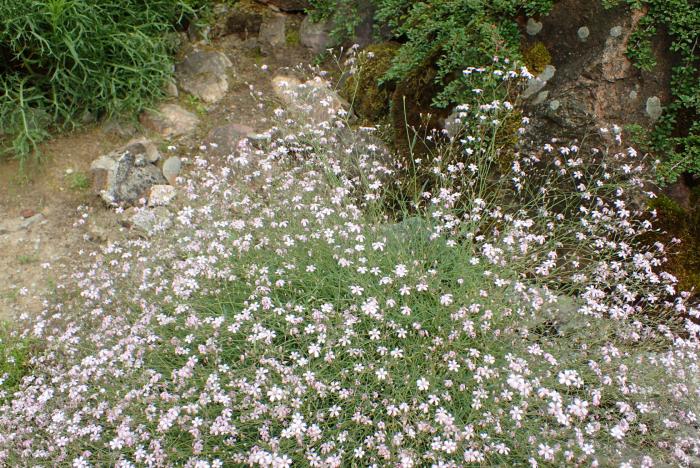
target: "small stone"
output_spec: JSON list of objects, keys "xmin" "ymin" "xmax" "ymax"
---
[
  {"xmin": 140, "ymin": 104, "xmax": 200, "ymax": 139},
  {"xmin": 165, "ymin": 79, "xmax": 179, "ymax": 98},
  {"xmin": 125, "ymin": 138, "xmax": 161, "ymax": 164},
  {"xmin": 526, "ymin": 18, "xmax": 543, "ymax": 36},
  {"xmin": 20, "ymin": 213, "xmax": 45, "ymax": 230},
  {"xmin": 577, "ymin": 26, "xmax": 590, "ymax": 41},
  {"xmin": 175, "ymin": 49, "xmax": 233, "ymax": 104},
  {"xmin": 65, "ymin": 168, "xmax": 74, "ymax": 175},
  {"xmin": 646, "ymin": 96, "xmax": 663, "ymax": 121},
  {"xmin": 549, "ymin": 100, "xmax": 561, "ymax": 111},
  {"xmin": 629, "ymin": 90, "xmax": 638, "ymax": 100},
  {"xmin": 162, "ymin": 157, "xmax": 182, "ymax": 185},
  {"xmin": 148, "ymin": 185, "xmax": 177, "ymax": 207},
  {"xmin": 610, "ymin": 26, "xmax": 623, "ymax": 38},
  {"xmin": 120, "ymin": 207, "xmax": 173, "ymax": 236},
  {"xmin": 20, "ymin": 209, "xmax": 37, "ymax": 219}
]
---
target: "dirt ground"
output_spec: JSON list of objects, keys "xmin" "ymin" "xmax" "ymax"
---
[{"xmin": 0, "ymin": 16, "xmax": 316, "ymax": 322}]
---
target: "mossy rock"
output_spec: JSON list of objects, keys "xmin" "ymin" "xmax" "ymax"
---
[
  {"xmin": 340, "ymin": 42, "xmax": 400, "ymax": 122},
  {"xmin": 390, "ymin": 48, "xmax": 450, "ymax": 166},
  {"xmin": 522, "ymin": 41, "xmax": 551, "ymax": 75},
  {"xmin": 647, "ymin": 194, "xmax": 700, "ymax": 296}
]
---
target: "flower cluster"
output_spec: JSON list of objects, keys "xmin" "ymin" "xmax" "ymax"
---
[{"xmin": 0, "ymin": 62, "xmax": 698, "ymax": 467}]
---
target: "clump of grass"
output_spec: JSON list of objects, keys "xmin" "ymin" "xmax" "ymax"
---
[
  {"xmin": 66, "ymin": 171, "xmax": 91, "ymax": 191},
  {"xmin": 0, "ymin": 60, "xmax": 697, "ymax": 467},
  {"xmin": 0, "ymin": 323, "xmax": 36, "ymax": 404},
  {"xmin": 0, "ymin": 0, "xmax": 202, "ymax": 170}
]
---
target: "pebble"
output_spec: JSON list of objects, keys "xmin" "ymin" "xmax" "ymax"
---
[
  {"xmin": 20, "ymin": 209, "xmax": 37, "ymax": 219},
  {"xmin": 162, "ymin": 157, "xmax": 182, "ymax": 185}
]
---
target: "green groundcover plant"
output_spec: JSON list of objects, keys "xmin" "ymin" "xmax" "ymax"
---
[
  {"xmin": 0, "ymin": 0, "xmax": 205, "ymax": 168},
  {"xmin": 0, "ymin": 60, "xmax": 699, "ymax": 466}
]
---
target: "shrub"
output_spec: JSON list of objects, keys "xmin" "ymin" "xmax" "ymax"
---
[{"xmin": 0, "ymin": 0, "xmax": 202, "ymax": 169}]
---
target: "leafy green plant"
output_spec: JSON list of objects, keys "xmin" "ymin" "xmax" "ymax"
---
[
  {"xmin": 0, "ymin": 0, "xmax": 203, "ymax": 169},
  {"xmin": 603, "ymin": 0, "xmax": 699, "ymax": 183}
]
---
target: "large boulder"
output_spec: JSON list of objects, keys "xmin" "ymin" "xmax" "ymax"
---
[{"xmin": 175, "ymin": 49, "xmax": 233, "ymax": 104}]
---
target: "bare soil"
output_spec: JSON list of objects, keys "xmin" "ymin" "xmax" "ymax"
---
[{"xmin": 0, "ymin": 16, "xmax": 314, "ymax": 322}]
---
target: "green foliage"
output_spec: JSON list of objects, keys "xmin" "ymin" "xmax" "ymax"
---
[
  {"xmin": 66, "ymin": 171, "xmax": 90, "ymax": 191},
  {"xmin": 309, "ymin": 0, "xmax": 553, "ymax": 110},
  {"xmin": 603, "ymin": 0, "xmax": 700, "ymax": 183},
  {"xmin": 0, "ymin": 0, "xmax": 202, "ymax": 169}
]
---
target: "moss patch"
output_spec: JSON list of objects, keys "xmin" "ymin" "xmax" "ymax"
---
[
  {"xmin": 647, "ymin": 194, "xmax": 700, "ymax": 296},
  {"xmin": 522, "ymin": 41, "xmax": 552, "ymax": 75},
  {"xmin": 341, "ymin": 42, "xmax": 400, "ymax": 122}
]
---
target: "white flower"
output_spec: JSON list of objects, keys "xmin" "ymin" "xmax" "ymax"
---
[{"xmin": 417, "ymin": 377, "xmax": 430, "ymax": 391}]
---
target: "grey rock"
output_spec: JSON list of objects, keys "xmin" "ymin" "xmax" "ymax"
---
[
  {"xmin": 140, "ymin": 104, "xmax": 200, "ymax": 138},
  {"xmin": 259, "ymin": 13, "xmax": 286, "ymax": 48},
  {"xmin": 577, "ymin": 26, "xmax": 590, "ymax": 41},
  {"xmin": 124, "ymin": 138, "xmax": 160, "ymax": 164},
  {"xmin": 91, "ymin": 142, "xmax": 168, "ymax": 206},
  {"xmin": 148, "ymin": 185, "xmax": 177, "ymax": 207},
  {"xmin": 162, "ymin": 157, "xmax": 182, "ymax": 185},
  {"xmin": 610, "ymin": 25, "xmax": 623, "ymax": 38},
  {"xmin": 206, "ymin": 123, "xmax": 255, "ymax": 156},
  {"xmin": 646, "ymin": 96, "xmax": 663, "ymax": 121},
  {"xmin": 20, "ymin": 213, "xmax": 45, "ymax": 230},
  {"xmin": 98, "ymin": 151, "xmax": 167, "ymax": 206},
  {"xmin": 629, "ymin": 90, "xmax": 638, "ymax": 100},
  {"xmin": 549, "ymin": 99, "xmax": 560, "ymax": 111},
  {"xmin": 175, "ymin": 49, "xmax": 233, "ymax": 104},
  {"xmin": 300, "ymin": 16, "xmax": 334, "ymax": 54},
  {"xmin": 526, "ymin": 18, "xmax": 543, "ymax": 36},
  {"xmin": 120, "ymin": 206, "xmax": 173, "ymax": 236}
]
